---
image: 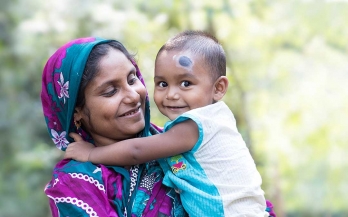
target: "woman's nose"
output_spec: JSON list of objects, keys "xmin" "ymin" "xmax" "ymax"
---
[{"xmin": 123, "ymin": 86, "xmax": 140, "ymax": 104}]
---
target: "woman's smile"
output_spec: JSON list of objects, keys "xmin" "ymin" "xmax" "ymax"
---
[{"xmin": 119, "ymin": 105, "xmax": 142, "ymax": 117}]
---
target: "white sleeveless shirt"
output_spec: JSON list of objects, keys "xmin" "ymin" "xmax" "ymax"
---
[{"xmin": 158, "ymin": 101, "xmax": 267, "ymax": 217}]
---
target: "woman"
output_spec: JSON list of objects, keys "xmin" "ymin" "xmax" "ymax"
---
[{"xmin": 41, "ymin": 37, "xmax": 186, "ymax": 216}]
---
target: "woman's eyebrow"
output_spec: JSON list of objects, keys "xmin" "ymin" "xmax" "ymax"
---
[{"xmin": 128, "ymin": 67, "xmax": 136, "ymax": 75}]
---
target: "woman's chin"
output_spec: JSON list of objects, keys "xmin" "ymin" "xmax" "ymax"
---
[{"xmin": 123, "ymin": 120, "xmax": 146, "ymax": 138}]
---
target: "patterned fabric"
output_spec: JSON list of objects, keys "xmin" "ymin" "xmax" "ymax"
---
[
  {"xmin": 159, "ymin": 101, "xmax": 267, "ymax": 216},
  {"xmin": 41, "ymin": 37, "xmax": 186, "ymax": 217}
]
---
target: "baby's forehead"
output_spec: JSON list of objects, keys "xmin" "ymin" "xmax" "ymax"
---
[
  {"xmin": 157, "ymin": 50, "xmax": 206, "ymax": 72},
  {"xmin": 171, "ymin": 52, "xmax": 195, "ymax": 71},
  {"xmin": 171, "ymin": 50, "xmax": 202, "ymax": 63},
  {"xmin": 178, "ymin": 55, "xmax": 192, "ymax": 67}
]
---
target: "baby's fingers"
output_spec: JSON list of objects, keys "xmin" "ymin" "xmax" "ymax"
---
[
  {"xmin": 64, "ymin": 144, "xmax": 80, "ymax": 160},
  {"xmin": 69, "ymin": 132, "xmax": 83, "ymax": 142},
  {"xmin": 64, "ymin": 149, "xmax": 73, "ymax": 159}
]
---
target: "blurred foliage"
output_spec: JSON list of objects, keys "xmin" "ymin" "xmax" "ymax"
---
[{"xmin": 0, "ymin": 0, "xmax": 347, "ymax": 216}]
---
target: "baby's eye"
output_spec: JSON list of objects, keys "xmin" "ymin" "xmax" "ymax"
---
[
  {"xmin": 181, "ymin": 81, "xmax": 191, "ymax": 87},
  {"xmin": 158, "ymin": 81, "xmax": 168, "ymax": 87}
]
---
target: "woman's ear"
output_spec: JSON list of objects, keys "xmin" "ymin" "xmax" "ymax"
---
[
  {"xmin": 74, "ymin": 107, "xmax": 83, "ymax": 121},
  {"xmin": 213, "ymin": 76, "xmax": 229, "ymax": 102}
]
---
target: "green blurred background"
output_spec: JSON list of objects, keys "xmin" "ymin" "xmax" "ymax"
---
[{"xmin": 1, "ymin": 0, "xmax": 347, "ymax": 216}]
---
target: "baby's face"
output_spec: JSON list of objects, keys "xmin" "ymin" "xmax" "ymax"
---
[{"xmin": 154, "ymin": 50, "xmax": 216, "ymax": 120}]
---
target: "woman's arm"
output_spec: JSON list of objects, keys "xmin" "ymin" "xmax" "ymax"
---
[{"xmin": 65, "ymin": 120, "xmax": 198, "ymax": 166}]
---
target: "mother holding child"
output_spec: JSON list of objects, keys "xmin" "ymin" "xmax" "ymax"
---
[{"xmin": 41, "ymin": 31, "xmax": 276, "ymax": 216}]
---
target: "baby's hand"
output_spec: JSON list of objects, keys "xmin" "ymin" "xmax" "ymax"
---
[{"xmin": 64, "ymin": 132, "xmax": 95, "ymax": 162}]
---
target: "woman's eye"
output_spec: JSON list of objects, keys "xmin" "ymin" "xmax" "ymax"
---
[
  {"xmin": 129, "ymin": 77, "xmax": 138, "ymax": 85},
  {"xmin": 104, "ymin": 88, "xmax": 117, "ymax": 97},
  {"xmin": 181, "ymin": 81, "xmax": 191, "ymax": 87},
  {"xmin": 158, "ymin": 81, "xmax": 168, "ymax": 87},
  {"xmin": 128, "ymin": 74, "xmax": 138, "ymax": 85}
]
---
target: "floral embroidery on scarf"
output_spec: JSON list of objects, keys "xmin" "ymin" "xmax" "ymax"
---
[
  {"xmin": 51, "ymin": 129, "xmax": 69, "ymax": 149},
  {"xmin": 57, "ymin": 72, "xmax": 69, "ymax": 104}
]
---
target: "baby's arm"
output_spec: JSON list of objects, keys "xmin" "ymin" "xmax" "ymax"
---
[{"xmin": 66, "ymin": 120, "xmax": 198, "ymax": 166}]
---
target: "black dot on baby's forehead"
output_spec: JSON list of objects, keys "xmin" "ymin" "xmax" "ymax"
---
[{"xmin": 178, "ymin": 56, "xmax": 192, "ymax": 67}]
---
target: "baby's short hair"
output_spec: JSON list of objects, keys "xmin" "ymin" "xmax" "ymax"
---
[{"xmin": 157, "ymin": 30, "xmax": 226, "ymax": 81}]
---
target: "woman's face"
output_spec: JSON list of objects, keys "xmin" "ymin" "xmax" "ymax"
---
[{"xmin": 76, "ymin": 48, "xmax": 147, "ymax": 146}]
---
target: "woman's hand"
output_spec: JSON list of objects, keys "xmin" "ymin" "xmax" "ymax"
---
[{"xmin": 64, "ymin": 132, "xmax": 95, "ymax": 162}]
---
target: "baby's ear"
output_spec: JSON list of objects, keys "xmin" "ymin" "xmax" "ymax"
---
[{"xmin": 213, "ymin": 76, "xmax": 229, "ymax": 101}]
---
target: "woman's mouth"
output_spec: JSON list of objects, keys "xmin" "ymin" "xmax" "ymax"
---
[{"xmin": 120, "ymin": 107, "xmax": 140, "ymax": 117}]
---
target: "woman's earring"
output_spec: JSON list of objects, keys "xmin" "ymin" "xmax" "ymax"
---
[{"xmin": 74, "ymin": 120, "xmax": 81, "ymax": 129}]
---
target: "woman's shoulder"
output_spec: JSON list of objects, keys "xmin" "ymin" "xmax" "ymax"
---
[{"xmin": 45, "ymin": 159, "xmax": 128, "ymax": 216}]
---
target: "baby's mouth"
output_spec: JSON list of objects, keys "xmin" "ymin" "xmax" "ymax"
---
[{"xmin": 166, "ymin": 106, "xmax": 186, "ymax": 109}]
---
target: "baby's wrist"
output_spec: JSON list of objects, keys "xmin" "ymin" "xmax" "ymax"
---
[{"xmin": 87, "ymin": 148, "xmax": 94, "ymax": 162}]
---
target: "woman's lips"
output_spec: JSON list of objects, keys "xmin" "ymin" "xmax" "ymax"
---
[{"xmin": 120, "ymin": 107, "xmax": 140, "ymax": 117}]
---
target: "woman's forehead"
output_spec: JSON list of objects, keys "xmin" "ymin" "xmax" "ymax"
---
[{"xmin": 87, "ymin": 52, "xmax": 133, "ymax": 86}]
